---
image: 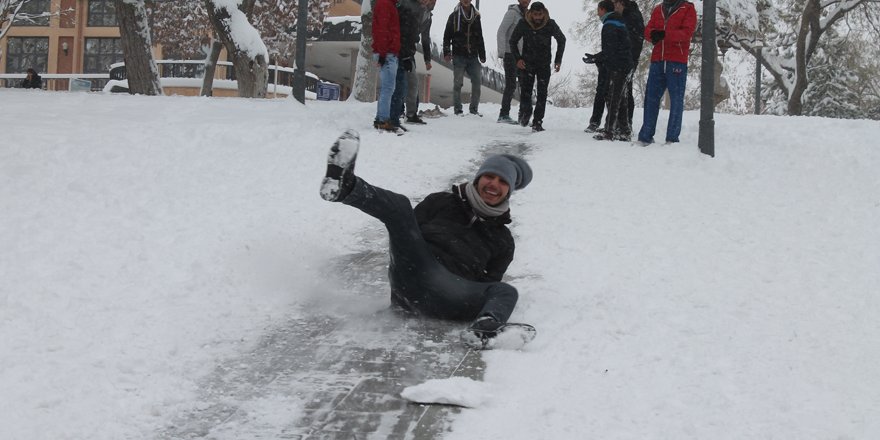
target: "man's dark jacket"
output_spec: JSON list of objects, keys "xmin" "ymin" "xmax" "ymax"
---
[
  {"xmin": 414, "ymin": 183, "xmax": 514, "ymax": 282},
  {"xmin": 397, "ymin": 0, "xmax": 423, "ymax": 63},
  {"xmin": 508, "ymin": 9, "xmax": 566, "ymax": 70},
  {"xmin": 418, "ymin": 3, "xmax": 434, "ymax": 65},
  {"xmin": 443, "ymin": 5, "xmax": 486, "ymax": 59},
  {"xmin": 595, "ymin": 12, "xmax": 633, "ymax": 72},
  {"xmin": 620, "ymin": 1, "xmax": 645, "ymax": 63}
]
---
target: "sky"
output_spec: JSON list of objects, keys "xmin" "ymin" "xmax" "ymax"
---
[{"xmin": 2, "ymin": 89, "xmax": 879, "ymax": 439}]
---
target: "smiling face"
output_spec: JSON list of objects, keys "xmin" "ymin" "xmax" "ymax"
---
[{"xmin": 476, "ymin": 173, "xmax": 511, "ymax": 206}]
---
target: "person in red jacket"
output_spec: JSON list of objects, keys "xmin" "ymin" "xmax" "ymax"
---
[
  {"xmin": 372, "ymin": 0, "xmax": 401, "ymax": 132},
  {"xmin": 636, "ymin": 0, "xmax": 696, "ymax": 146}
]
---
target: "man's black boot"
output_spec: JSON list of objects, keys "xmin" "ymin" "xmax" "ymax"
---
[{"xmin": 320, "ymin": 129, "xmax": 359, "ymax": 202}]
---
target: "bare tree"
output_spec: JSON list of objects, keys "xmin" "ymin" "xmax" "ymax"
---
[
  {"xmin": 115, "ymin": 0, "xmax": 162, "ymax": 95},
  {"xmin": 205, "ymin": 0, "xmax": 269, "ymax": 98},
  {"xmin": 350, "ymin": 0, "xmax": 377, "ymax": 102},
  {"xmin": 718, "ymin": 0, "xmax": 880, "ymax": 116}
]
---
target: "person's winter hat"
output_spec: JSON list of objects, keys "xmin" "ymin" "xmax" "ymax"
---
[{"xmin": 474, "ymin": 154, "xmax": 533, "ymax": 191}]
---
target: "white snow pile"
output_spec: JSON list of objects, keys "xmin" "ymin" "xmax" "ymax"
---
[{"xmin": 401, "ymin": 377, "xmax": 492, "ymax": 408}]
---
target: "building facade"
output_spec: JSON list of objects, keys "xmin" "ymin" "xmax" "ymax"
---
[{"xmin": 1, "ymin": 0, "xmax": 122, "ymax": 88}]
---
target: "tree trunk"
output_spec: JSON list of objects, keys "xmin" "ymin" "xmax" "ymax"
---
[
  {"xmin": 351, "ymin": 1, "xmax": 377, "ymax": 102},
  {"xmin": 205, "ymin": 0, "xmax": 269, "ymax": 98},
  {"xmin": 200, "ymin": 39, "xmax": 223, "ymax": 96},
  {"xmin": 114, "ymin": 0, "xmax": 162, "ymax": 95}
]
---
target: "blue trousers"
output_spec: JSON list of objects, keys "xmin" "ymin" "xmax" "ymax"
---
[
  {"xmin": 389, "ymin": 62, "xmax": 409, "ymax": 126},
  {"xmin": 373, "ymin": 54, "xmax": 399, "ymax": 122},
  {"xmin": 342, "ymin": 178, "xmax": 518, "ymax": 323},
  {"xmin": 638, "ymin": 61, "xmax": 688, "ymax": 144}
]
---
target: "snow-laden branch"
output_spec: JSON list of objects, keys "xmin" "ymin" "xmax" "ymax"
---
[{"xmin": 209, "ymin": 0, "xmax": 269, "ymax": 61}]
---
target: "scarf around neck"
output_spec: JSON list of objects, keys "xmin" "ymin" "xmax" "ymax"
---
[
  {"xmin": 455, "ymin": 4, "xmax": 477, "ymax": 31},
  {"xmin": 465, "ymin": 181, "xmax": 509, "ymax": 219}
]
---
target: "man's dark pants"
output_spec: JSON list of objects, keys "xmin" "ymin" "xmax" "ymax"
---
[
  {"xmin": 590, "ymin": 64, "xmax": 610, "ymax": 126},
  {"xmin": 342, "ymin": 177, "xmax": 518, "ymax": 323},
  {"xmin": 518, "ymin": 65, "xmax": 551, "ymax": 124},
  {"xmin": 603, "ymin": 68, "xmax": 632, "ymax": 136},
  {"xmin": 500, "ymin": 53, "xmax": 519, "ymax": 118}
]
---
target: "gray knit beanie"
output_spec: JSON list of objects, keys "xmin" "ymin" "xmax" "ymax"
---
[{"xmin": 473, "ymin": 154, "xmax": 533, "ymax": 191}]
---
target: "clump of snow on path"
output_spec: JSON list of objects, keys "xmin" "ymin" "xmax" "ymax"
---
[{"xmin": 401, "ymin": 377, "xmax": 492, "ymax": 408}]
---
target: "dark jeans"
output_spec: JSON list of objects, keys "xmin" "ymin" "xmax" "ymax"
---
[
  {"xmin": 500, "ymin": 53, "xmax": 519, "ymax": 117},
  {"xmin": 603, "ymin": 68, "xmax": 631, "ymax": 136},
  {"xmin": 342, "ymin": 177, "xmax": 518, "ymax": 323},
  {"xmin": 625, "ymin": 71, "xmax": 635, "ymax": 128},
  {"xmin": 452, "ymin": 55, "xmax": 482, "ymax": 113},
  {"xmin": 518, "ymin": 65, "xmax": 550, "ymax": 124},
  {"xmin": 589, "ymin": 64, "xmax": 609, "ymax": 126},
  {"xmin": 389, "ymin": 63, "xmax": 409, "ymax": 126}
]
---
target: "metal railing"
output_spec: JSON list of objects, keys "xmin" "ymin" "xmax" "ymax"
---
[{"xmin": 0, "ymin": 73, "xmax": 110, "ymax": 91}]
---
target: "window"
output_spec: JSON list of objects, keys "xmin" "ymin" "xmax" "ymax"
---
[
  {"xmin": 83, "ymin": 37, "xmax": 123, "ymax": 73},
  {"xmin": 12, "ymin": 0, "xmax": 51, "ymax": 26},
  {"xmin": 87, "ymin": 0, "xmax": 117, "ymax": 27},
  {"xmin": 5, "ymin": 37, "xmax": 49, "ymax": 74}
]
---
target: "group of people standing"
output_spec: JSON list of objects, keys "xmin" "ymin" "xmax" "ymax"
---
[
  {"xmin": 582, "ymin": 0, "xmax": 696, "ymax": 144},
  {"xmin": 371, "ymin": 0, "xmax": 437, "ymax": 131},
  {"xmin": 371, "ymin": 0, "xmax": 566, "ymax": 133},
  {"xmin": 371, "ymin": 0, "xmax": 697, "ymax": 144}
]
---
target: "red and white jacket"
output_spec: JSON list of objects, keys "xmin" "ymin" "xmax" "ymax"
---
[{"xmin": 644, "ymin": 1, "xmax": 697, "ymax": 64}]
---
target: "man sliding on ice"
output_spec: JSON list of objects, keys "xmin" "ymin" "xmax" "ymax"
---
[{"xmin": 319, "ymin": 130, "xmax": 534, "ymax": 349}]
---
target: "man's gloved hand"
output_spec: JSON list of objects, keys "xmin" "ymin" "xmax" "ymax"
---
[
  {"xmin": 650, "ymin": 30, "xmax": 665, "ymax": 44},
  {"xmin": 582, "ymin": 53, "xmax": 597, "ymax": 64},
  {"xmin": 402, "ymin": 58, "xmax": 414, "ymax": 72},
  {"xmin": 378, "ymin": 54, "xmax": 387, "ymax": 66}
]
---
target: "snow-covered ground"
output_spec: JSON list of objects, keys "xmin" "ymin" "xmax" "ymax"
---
[{"xmin": 2, "ymin": 89, "xmax": 879, "ymax": 439}]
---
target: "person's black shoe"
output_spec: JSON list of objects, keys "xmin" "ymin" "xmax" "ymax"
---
[
  {"xmin": 469, "ymin": 110, "xmax": 483, "ymax": 117},
  {"xmin": 405, "ymin": 114, "xmax": 427, "ymax": 124},
  {"xmin": 614, "ymin": 132, "xmax": 631, "ymax": 142},
  {"xmin": 320, "ymin": 129, "xmax": 359, "ymax": 202},
  {"xmin": 592, "ymin": 128, "xmax": 612, "ymax": 140},
  {"xmin": 531, "ymin": 120, "xmax": 545, "ymax": 132},
  {"xmin": 467, "ymin": 316, "xmax": 504, "ymax": 338},
  {"xmin": 583, "ymin": 123, "xmax": 600, "ymax": 133},
  {"xmin": 519, "ymin": 115, "xmax": 530, "ymax": 127}
]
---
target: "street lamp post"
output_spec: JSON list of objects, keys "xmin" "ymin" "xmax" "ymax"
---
[{"xmin": 698, "ymin": 0, "xmax": 716, "ymax": 157}]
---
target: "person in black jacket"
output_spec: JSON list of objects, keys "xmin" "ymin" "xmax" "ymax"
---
[
  {"xmin": 320, "ymin": 130, "xmax": 533, "ymax": 338},
  {"xmin": 509, "ymin": 1, "xmax": 566, "ymax": 132},
  {"xmin": 20, "ymin": 68, "xmax": 43, "ymax": 89},
  {"xmin": 584, "ymin": 0, "xmax": 632, "ymax": 141},
  {"xmin": 443, "ymin": 0, "xmax": 486, "ymax": 116},
  {"xmin": 390, "ymin": 0, "xmax": 424, "ymax": 129},
  {"xmin": 404, "ymin": 0, "xmax": 436, "ymax": 125},
  {"xmin": 585, "ymin": 0, "xmax": 643, "ymax": 133},
  {"xmin": 615, "ymin": 0, "xmax": 645, "ymax": 129}
]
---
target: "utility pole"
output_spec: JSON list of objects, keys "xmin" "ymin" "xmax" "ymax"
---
[
  {"xmin": 293, "ymin": 0, "xmax": 309, "ymax": 103},
  {"xmin": 698, "ymin": 0, "xmax": 716, "ymax": 157}
]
